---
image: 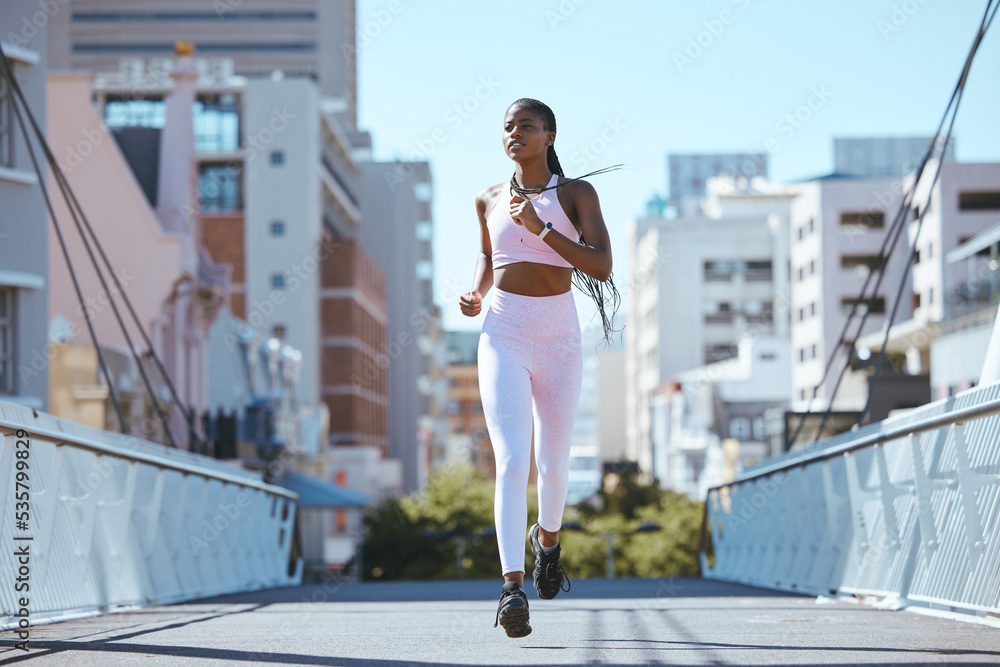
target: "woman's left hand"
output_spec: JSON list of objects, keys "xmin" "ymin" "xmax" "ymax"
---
[{"xmin": 510, "ymin": 195, "xmax": 545, "ymax": 236}]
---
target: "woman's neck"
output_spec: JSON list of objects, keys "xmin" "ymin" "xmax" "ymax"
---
[{"xmin": 513, "ymin": 160, "xmax": 552, "ymax": 191}]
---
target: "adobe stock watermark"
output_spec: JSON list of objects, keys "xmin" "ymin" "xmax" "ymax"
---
[
  {"xmin": 546, "ymin": 0, "xmax": 589, "ymax": 30},
  {"xmin": 570, "ymin": 116, "xmax": 628, "ymax": 171},
  {"xmin": 350, "ymin": 305, "xmax": 438, "ymax": 389},
  {"xmin": 188, "ymin": 489, "xmax": 256, "ymax": 553},
  {"xmin": 878, "ymin": 0, "xmax": 931, "ymax": 40},
  {"xmin": 384, "ymin": 75, "xmax": 502, "ymax": 191},
  {"xmin": 342, "ymin": 0, "xmax": 404, "ymax": 57},
  {"xmin": 673, "ymin": 0, "xmax": 755, "ymax": 73},
  {"xmin": 720, "ymin": 470, "xmax": 790, "ymax": 534},
  {"xmin": 222, "ymin": 237, "xmax": 342, "ymax": 348},
  {"xmin": 4, "ymin": 0, "xmax": 70, "ymax": 47}
]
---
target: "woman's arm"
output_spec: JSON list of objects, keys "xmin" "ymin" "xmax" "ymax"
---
[
  {"xmin": 510, "ymin": 180, "xmax": 613, "ymax": 281},
  {"xmin": 460, "ymin": 189, "xmax": 496, "ymax": 317}
]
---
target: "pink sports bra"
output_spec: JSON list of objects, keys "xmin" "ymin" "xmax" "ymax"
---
[{"xmin": 486, "ymin": 173, "xmax": 579, "ymax": 270}]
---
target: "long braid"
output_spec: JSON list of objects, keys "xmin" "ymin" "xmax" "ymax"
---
[{"xmin": 507, "ymin": 98, "xmax": 623, "ymax": 346}]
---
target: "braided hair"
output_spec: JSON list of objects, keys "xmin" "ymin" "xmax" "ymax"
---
[{"xmin": 506, "ymin": 98, "xmax": 622, "ymax": 346}]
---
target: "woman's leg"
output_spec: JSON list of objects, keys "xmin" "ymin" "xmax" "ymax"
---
[
  {"xmin": 531, "ymin": 330, "xmax": 583, "ymax": 537},
  {"xmin": 478, "ymin": 328, "xmax": 534, "ymax": 580}
]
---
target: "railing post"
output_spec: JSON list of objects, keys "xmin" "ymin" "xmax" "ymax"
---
[{"xmin": 908, "ymin": 434, "xmax": 939, "ymax": 554}]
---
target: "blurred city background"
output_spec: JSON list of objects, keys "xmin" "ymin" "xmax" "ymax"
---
[{"xmin": 1, "ymin": 0, "xmax": 998, "ymax": 584}]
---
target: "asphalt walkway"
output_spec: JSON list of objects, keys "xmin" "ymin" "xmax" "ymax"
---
[{"xmin": 1, "ymin": 578, "xmax": 998, "ymax": 665}]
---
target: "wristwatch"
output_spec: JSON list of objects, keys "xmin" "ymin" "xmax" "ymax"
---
[{"xmin": 538, "ymin": 221, "xmax": 553, "ymax": 239}]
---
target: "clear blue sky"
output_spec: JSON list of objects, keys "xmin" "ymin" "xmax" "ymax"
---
[{"xmin": 355, "ymin": 0, "xmax": 1000, "ymax": 333}]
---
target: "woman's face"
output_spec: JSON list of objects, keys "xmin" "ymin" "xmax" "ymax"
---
[{"xmin": 503, "ymin": 106, "xmax": 554, "ymax": 162}]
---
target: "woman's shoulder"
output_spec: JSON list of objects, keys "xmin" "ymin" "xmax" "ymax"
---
[
  {"xmin": 475, "ymin": 182, "xmax": 507, "ymax": 215},
  {"xmin": 555, "ymin": 176, "xmax": 599, "ymax": 206}
]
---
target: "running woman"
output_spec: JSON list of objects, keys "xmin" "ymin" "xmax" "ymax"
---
[{"xmin": 459, "ymin": 98, "xmax": 619, "ymax": 638}]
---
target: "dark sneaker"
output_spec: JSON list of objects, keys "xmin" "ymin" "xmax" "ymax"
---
[
  {"xmin": 494, "ymin": 581, "xmax": 531, "ymax": 637},
  {"xmin": 529, "ymin": 523, "xmax": 571, "ymax": 600}
]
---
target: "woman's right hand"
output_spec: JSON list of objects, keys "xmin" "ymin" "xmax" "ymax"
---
[{"xmin": 459, "ymin": 290, "xmax": 482, "ymax": 317}]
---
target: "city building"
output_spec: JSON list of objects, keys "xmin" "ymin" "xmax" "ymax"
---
[
  {"xmin": 666, "ymin": 152, "xmax": 768, "ymax": 212},
  {"xmin": 47, "ymin": 49, "xmax": 229, "ymax": 448},
  {"xmin": 0, "ymin": 8, "xmax": 49, "ymax": 410},
  {"xmin": 789, "ymin": 174, "xmax": 915, "ymax": 415},
  {"xmin": 356, "ymin": 159, "xmax": 448, "ymax": 493},
  {"xmin": 853, "ymin": 162, "xmax": 1000, "ymax": 399},
  {"xmin": 833, "ymin": 136, "xmax": 955, "ymax": 180},
  {"xmin": 444, "ymin": 331, "xmax": 494, "ymax": 479},
  {"xmin": 626, "ymin": 176, "xmax": 796, "ymax": 481},
  {"xmin": 47, "ymin": 0, "xmax": 358, "ymax": 125},
  {"xmin": 654, "ymin": 334, "xmax": 792, "ymax": 498}
]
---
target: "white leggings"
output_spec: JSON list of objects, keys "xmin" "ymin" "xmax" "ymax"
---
[{"xmin": 478, "ymin": 287, "xmax": 582, "ymax": 575}]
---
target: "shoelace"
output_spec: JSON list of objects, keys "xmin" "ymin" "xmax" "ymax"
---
[
  {"xmin": 494, "ymin": 588, "xmax": 524, "ymax": 628},
  {"xmin": 543, "ymin": 559, "xmax": 571, "ymax": 593}
]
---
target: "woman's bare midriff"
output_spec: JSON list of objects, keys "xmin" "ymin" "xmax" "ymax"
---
[{"xmin": 494, "ymin": 262, "xmax": 574, "ymax": 296}]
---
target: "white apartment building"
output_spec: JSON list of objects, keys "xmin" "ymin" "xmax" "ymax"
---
[
  {"xmin": 789, "ymin": 175, "xmax": 912, "ymax": 413},
  {"xmin": 908, "ymin": 162, "xmax": 1000, "ymax": 325},
  {"xmin": 654, "ymin": 334, "xmax": 792, "ymax": 498},
  {"xmin": 626, "ymin": 177, "xmax": 797, "ymax": 481},
  {"xmin": 0, "ymin": 8, "xmax": 49, "ymax": 409},
  {"xmin": 853, "ymin": 163, "xmax": 1000, "ymax": 399}
]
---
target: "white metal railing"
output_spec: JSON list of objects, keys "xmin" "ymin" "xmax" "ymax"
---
[
  {"xmin": 701, "ymin": 382, "xmax": 1000, "ymax": 618},
  {"xmin": 0, "ymin": 399, "xmax": 301, "ymax": 630}
]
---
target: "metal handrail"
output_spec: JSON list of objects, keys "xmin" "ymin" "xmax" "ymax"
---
[
  {"xmin": 0, "ymin": 420, "xmax": 297, "ymax": 499},
  {"xmin": 708, "ymin": 393, "xmax": 1000, "ymax": 491}
]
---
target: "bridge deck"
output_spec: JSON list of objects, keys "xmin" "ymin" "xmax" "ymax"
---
[{"xmin": 2, "ymin": 578, "xmax": 998, "ymax": 665}]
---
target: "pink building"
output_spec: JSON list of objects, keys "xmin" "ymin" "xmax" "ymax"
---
[{"xmin": 47, "ymin": 44, "xmax": 228, "ymax": 449}]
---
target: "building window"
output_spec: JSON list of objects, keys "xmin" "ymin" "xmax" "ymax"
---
[
  {"xmin": 808, "ymin": 218, "xmax": 815, "ymax": 234},
  {"xmin": 0, "ymin": 74, "xmax": 12, "ymax": 167},
  {"xmin": 841, "ymin": 255, "xmax": 882, "ymax": 271},
  {"xmin": 809, "ymin": 302, "xmax": 816, "ymax": 317},
  {"xmin": 797, "ymin": 267, "xmax": 805, "ymax": 281},
  {"xmin": 705, "ymin": 260, "xmax": 747, "ymax": 281},
  {"xmin": 841, "ymin": 210, "xmax": 884, "ymax": 229},
  {"xmin": 271, "ymin": 273, "xmax": 285, "ymax": 289},
  {"xmin": 753, "ymin": 417, "xmax": 766, "ymax": 440},
  {"xmin": 270, "ymin": 220, "xmax": 286, "ymax": 236},
  {"xmin": 729, "ymin": 417, "xmax": 752, "ymax": 440},
  {"xmin": 0, "ymin": 288, "xmax": 13, "ymax": 393},
  {"xmin": 798, "ymin": 348, "xmax": 806, "ymax": 362},
  {"xmin": 198, "ymin": 162, "xmax": 242, "ymax": 211},
  {"xmin": 958, "ymin": 191, "xmax": 1000, "ymax": 211},
  {"xmin": 103, "ymin": 94, "xmax": 166, "ymax": 128},
  {"xmin": 415, "ymin": 221, "xmax": 433, "ymax": 241},
  {"xmin": 799, "ymin": 389, "xmax": 808, "ymax": 401},
  {"xmin": 194, "ymin": 92, "xmax": 240, "ymax": 153},
  {"xmin": 797, "ymin": 227, "xmax": 804, "ymax": 242},
  {"xmin": 809, "ymin": 260, "xmax": 816, "ymax": 275},
  {"xmin": 841, "ymin": 296, "xmax": 886, "ymax": 315},
  {"xmin": 705, "ymin": 344, "xmax": 738, "ymax": 364},
  {"xmin": 414, "ymin": 182, "xmax": 432, "ymax": 202},
  {"xmin": 797, "ymin": 308, "xmax": 805, "ymax": 322},
  {"xmin": 913, "ymin": 292, "xmax": 922, "ymax": 309},
  {"xmin": 810, "ymin": 344, "xmax": 817, "ymax": 359},
  {"xmin": 928, "ymin": 287, "xmax": 934, "ymax": 305},
  {"xmin": 270, "ymin": 150, "xmax": 285, "ymax": 165}
]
